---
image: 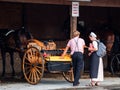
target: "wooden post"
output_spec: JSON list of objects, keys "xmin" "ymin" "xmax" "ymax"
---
[
  {"xmin": 70, "ymin": 16, "xmax": 77, "ymax": 38},
  {"xmin": 69, "ymin": 0, "xmax": 91, "ymax": 38},
  {"xmin": 70, "ymin": 2, "xmax": 78, "ymax": 38}
]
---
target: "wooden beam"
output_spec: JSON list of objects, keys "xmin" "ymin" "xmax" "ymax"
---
[
  {"xmin": 0, "ymin": 0, "xmax": 120, "ymax": 7},
  {"xmin": 69, "ymin": 5, "xmax": 77, "ymax": 38},
  {"xmin": 79, "ymin": 0, "xmax": 120, "ymax": 7},
  {"xmin": 0, "ymin": 0, "xmax": 65, "ymax": 4}
]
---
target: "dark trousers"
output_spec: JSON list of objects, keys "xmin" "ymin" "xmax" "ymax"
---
[
  {"xmin": 90, "ymin": 52, "xmax": 99, "ymax": 78},
  {"xmin": 71, "ymin": 52, "xmax": 84, "ymax": 85}
]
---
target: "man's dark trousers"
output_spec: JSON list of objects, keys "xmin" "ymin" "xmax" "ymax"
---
[{"xmin": 71, "ymin": 52, "xmax": 84, "ymax": 86}]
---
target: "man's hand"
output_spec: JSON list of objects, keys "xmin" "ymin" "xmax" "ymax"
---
[{"xmin": 60, "ymin": 54, "xmax": 64, "ymax": 59}]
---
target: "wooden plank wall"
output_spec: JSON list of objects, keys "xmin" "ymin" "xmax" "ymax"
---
[{"xmin": 0, "ymin": 3, "xmax": 22, "ymax": 29}]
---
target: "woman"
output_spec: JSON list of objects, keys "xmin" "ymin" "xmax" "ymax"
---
[
  {"xmin": 88, "ymin": 32, "xmax": 104, "ymax": 86},
  {"xmin": 61, "ymin": 30, "xmax": 85, "ymax": 86}
]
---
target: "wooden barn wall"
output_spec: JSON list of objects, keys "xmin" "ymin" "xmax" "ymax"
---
[
  {"xmin": 25, "ymin": 4, "xmax": 69, "ymax": 41},
  {"xmin": 0, "ymin": 3, "xmax": 22, "ymax": 29},
  {"xmin": 78, "ymin": 6, "xmax": 120, "ymax": 34},
  {"xmin": 0, "ymin": 3, "xmax": 120, "ymax": 48},
  {"xmin": 0, "ymin": 3, "xmax": 120, "ymax": 73}
]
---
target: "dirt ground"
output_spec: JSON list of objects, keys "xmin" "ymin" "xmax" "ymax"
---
[{"xmin": 0, "ymin": 70, "xmax": 116, "ymax": 84}]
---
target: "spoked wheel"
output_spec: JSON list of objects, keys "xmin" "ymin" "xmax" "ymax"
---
[
  {"xmin": 62, "ymin": 62, "xmax": 84, "ymax": 83},
  {"xmin": 110, "ymin": 53, "xmax": 120, "ymax": 76},
  {"xmin": 23, "ymin": 47, "xmax": 44, "ymax": 84},
  {"xmin": 62, "ymin": 67, "xmax": 74, "ymax": 83}
]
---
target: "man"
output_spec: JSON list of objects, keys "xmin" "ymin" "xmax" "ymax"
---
[{"xmin": 61, "ymin": 30, "xmax": 85, "ymax": 86}]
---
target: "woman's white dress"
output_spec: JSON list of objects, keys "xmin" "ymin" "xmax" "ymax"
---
[{"xmin": 92, "ymin": 57, "xmax": 104, "ymax": 81}]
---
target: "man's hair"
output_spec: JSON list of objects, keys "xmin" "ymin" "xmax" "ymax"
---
[{"xmin": 73, "ymin": 30, "xmax": 80, "ymax": 37}]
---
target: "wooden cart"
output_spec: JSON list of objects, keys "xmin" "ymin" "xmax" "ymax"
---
[{"xmin": 22, "ymin": 39, "xmax": 74, "ymax": 84}]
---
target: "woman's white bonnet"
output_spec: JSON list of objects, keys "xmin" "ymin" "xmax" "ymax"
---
[{"xmin": 90, "ymin": 32, "xmax": 97, "ymax": 38}]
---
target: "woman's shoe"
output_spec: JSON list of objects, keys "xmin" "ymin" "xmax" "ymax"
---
[
  {"xmin": 86, "ymin": 81, "xmax": 95, "ymax": 86},
  {"xmin": 95, "ymin": 82, "xmax": 100, "ymax": 86}
]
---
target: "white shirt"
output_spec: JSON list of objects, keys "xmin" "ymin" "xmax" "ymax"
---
[{"xmin": 92, "ymin": 41, "xmax": 98, "ymax": 50}]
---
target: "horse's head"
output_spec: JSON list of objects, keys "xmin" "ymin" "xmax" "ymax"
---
[{"xmin": 16, "ymin": 27, "xmax": 33, "ymax": 51}]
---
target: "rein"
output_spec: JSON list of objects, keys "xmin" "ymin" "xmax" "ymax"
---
[{"xmin": 5, "ymin": 30, "xmax": 15, "ymax": 36}]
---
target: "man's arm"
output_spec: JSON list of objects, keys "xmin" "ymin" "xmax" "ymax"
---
[{"xmin": 61, "ymin": 46, "xmax": 69, "ymax": 58}]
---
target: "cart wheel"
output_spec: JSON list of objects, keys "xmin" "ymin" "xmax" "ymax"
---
[
  {"xmin": 62, "ymin": 67, "xmax": 74, "ymax": 83},
  {"xmin": 110, "ymin": 53, "xmax": 120, "ymax": 76},
  {"xmin": 23, "ymin": 47, "xmax": 44, "ymax": 85}
]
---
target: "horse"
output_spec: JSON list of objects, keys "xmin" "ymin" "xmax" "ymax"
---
[{"xmin": 0, "ymin": 27, "xmax": 33, "ymax": 77}]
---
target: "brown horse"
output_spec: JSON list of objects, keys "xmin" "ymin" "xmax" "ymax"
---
[{"xmin": 0, "ymin": 27, "xmax": 33, "ymax": 77}]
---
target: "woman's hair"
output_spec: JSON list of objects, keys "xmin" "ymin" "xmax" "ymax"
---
[{"xmin": 73, "ymin": 30, "xmax": 80, "ymax": 37}]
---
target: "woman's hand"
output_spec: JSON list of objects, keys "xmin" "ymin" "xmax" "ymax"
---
[
  {"xmin": 88, "ymin": 52, "xmax": 92, "ymax": 56},
  {"xmin": 88, "ymin": 47, "xmax": 93, "ymax": 51}
]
